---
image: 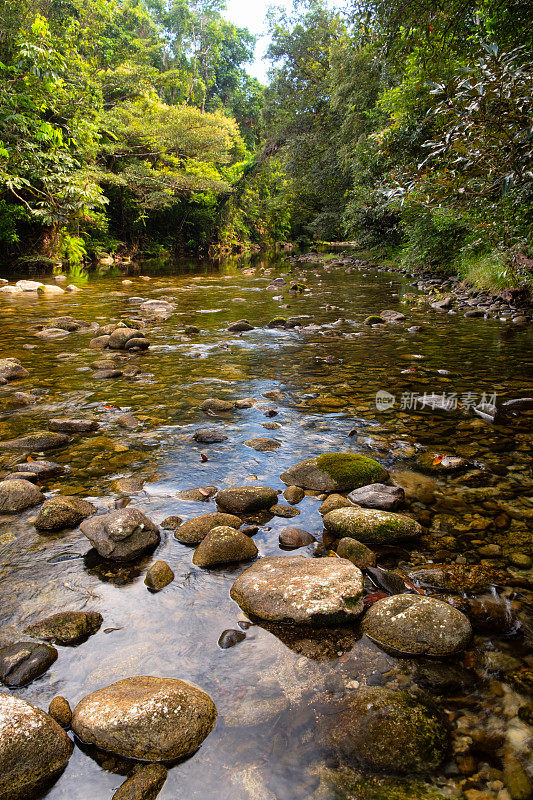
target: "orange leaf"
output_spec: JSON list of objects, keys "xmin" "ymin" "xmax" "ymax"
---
[{"xmin": 433, "ymin": 455, "xmax": 444, "ymax": 465}]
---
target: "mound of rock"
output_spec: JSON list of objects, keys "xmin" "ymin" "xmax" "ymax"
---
[
  {"xmin": 35, "ymin": 496, "xmax": 97, "ymax": 531},
  {"xmin": 0, "ymin": 641, "xmax": 58, "ymax": 687},
  {"xmin": 174, "ymin": 512, "xmax": 242, "ymax": 544},
  {"xmin": 243, "ymin": 438, "xmax": 281, "ymax": 452},
  {"xmin": 48, "ymin": 418, "xmax": 99, "ymax": 433},
  {"xmin": 0, "ymin": 693, "xmax": 73, "ymax": 798},
  {"xmin": 0, "ymin": 431, "xmax": 70, "ymax": 452},
  {"xmin": 0, "ymin": 358, "xmax": 29, "ymax": 382},
  {"xmin": 362, "ymin": 594, "xmax": 472, "ymax": 657},
  {"xmin": 347, "ymin": 483, "xmax": 404, "ymax": 511},
  {"xmin": 24, "ymin": 611, "xmax": 103, "ymax": 646},
  {"xmin": 323, "ymin": 507, "xmax": 422, "ymax": 544},
  {"xmin": 193, "ymin": 526, "xmax": 258, "ymax": 567},
  {"xmin": 216, "ymin": 486, "xmax": 278, "ymax": 515},
  {"xmin": 230, "ymin": 556, "xmax": 364, "ymax": 625},
  {"xmin": 280, "ymin": 453, "xmax": 388, "ymax": 492},
  {"xmin": 0, "ymin": 479, "xmax": 44, "ymax": 513},
  {"xmin": 80, "ymin": 509, "xmax": 160, "ymax": 561},
  {"xmin": 71, "ymin": 676, "xmax": 217, "ymax": 761}
]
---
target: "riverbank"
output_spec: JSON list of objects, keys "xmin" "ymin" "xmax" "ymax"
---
[{"xmin": 0, "ymin": 254, "xmax": 532, "ymax": 800}]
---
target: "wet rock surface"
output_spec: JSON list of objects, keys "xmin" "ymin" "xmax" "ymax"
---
[
  {"xmin": 71, "ymin": 677, "xmax": 217, "ymax": 761},
  {"xmin": 0, "ymin": 478, "xmax": 44, "ymax": 512},
  {"xmin": 173, "ymin": 512, "xmax": 242, "ymax": 544},
  {"xmin": 144, "ymin": 560, "xmax": 174, "ymax": 590},
  {"xmin": 230, "ymin": 556, "xmax": 364, "ymax": 624},
  {"xmin": 192, "ymin": 526, "xmax": 258, "ymax": 567},
  {"xmin": 112, "ymin": 764, "xmax": 168, "ymax": 800},
  {"xmin": 323, "ymin": 506, "xmax": 423, "ymax": 543},
  {"xmin": 80, "ymin": 509, "xmax": 160, "ymax": 561},
  {"xmin": 34, "ymin": 495, "xmax": 97, "ymax": 530},
  {"xmin": 24, "ymin": 611, "xmax": 103, "ymax": 645},
  {"xmin": 0, "ymin": 641, "xmax": 58, "ymax": 687},
  {"xmin": 216, "ymin": 486, "xmax": 278, "ymax": 514},
  {"xmin": 280, "ymin": 452, "xmax": 388, "ymax": 491}
]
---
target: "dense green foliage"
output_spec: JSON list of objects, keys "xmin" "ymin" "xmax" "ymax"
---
[{"xmin": 1, "ymin": 0, "xmax": 532, "ymax": 287}]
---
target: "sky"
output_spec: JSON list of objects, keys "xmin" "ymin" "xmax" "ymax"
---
[{"xmin": 224, "ymin": 0, "xmax": 345, "ymax": 83}]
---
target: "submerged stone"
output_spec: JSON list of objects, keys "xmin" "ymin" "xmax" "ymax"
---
[
  {"xmin": 280, "ymin": 453, "xmax": 388, "ymax": 492},
  {"xmin": 24, "ymin": 611, "xmax": 103, "ymax": 646},
  {"xmin": 0, "ymin": 641, "xmax": 58, "ymax": 687},
  {"xmin": 112, "ymin": 764, "xmax": 168, "ymax": 800},
  {"xmin": 230, "ymin": 556, "xmax": 364, "ymax": 625},
  {"xmin": 145, "ymin": 561, "xmax": 174, "ymax": 590}
]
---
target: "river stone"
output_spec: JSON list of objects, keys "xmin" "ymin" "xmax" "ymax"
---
[
  {"xmin": 392, "ymin": 470, "xmax": 436, "ymax": 504},
  {"xmin": 48, "ymin": 696, "xmax": 72, "ymax": 728},
  {"xmin": 38, "ymin": 284, "xmax": 64, "ymax": 295},
  {"xmin": 380, "ymin": 309, "xmax": 406, "ymax": 322},
  {"xmin": 200, "ymin": 398, "xmax": 234, "ymax": 413},
  {"xmin": 230, "ymin": 556, "xmax": 364, "ymax": 624},
  {"xmin": 112, "ymin": 764, "xmax": 168, "ymax": 800},
  {"xmin": 174, "ymin": 512, "xmax": 242, "ymax": 544},
  {"xmin": 0, "ymin": 431, "xmax": 70, "ymax": 451},
  {"xmin": 347, "ymin": 484, "xmax": 404, "ymax": 511},
  {"xmin": 80, "ymin": 509, "xmax": 160, "ymax": 561},
  {"xmin": 362, "ymin": 595, "xmax": 472, "ymax": 657},
  {"xmin": 145, "ymin": 561, "xmax": 174, "ymax": 590},
  {"xmin": 14, "ymin": 460, "xmax": 66, "ymax": 479},
  {"xmin": 49, "ymin": 418, "xmax": 99, "ymax": 433},
  {"xmin": 126, "ymin": 337, "xmax": 150, "ymax": 351},
  {"xmin": 0, "ymin": 693, "xmax": 73, "ymax": 799},
  {"xmin": 243, "ymin": 438, "xmax": 281, "ymax": 452},
  {"xmin": 193, "ymin": 429, "xmax": 228, "ymax": 444},
  {"xmin": 108, "ymin": 328, "xmax": 139, "ymax": 349},
  {"xmin": 0, "ymin": 358, "xmax": 29, "ymax": 381},
  {"xmin": 336, "ymin": 538, "xmax": 376, "ymax": 569},
  {"xmin": 16, "ymin": 279, "xmax": 43, "ymax": 291},
  {"xmin": 46, "ymin": 316, "xmax": 89, "ymax": 332},
  {"xmin": 269, "ymin": 503, "xmax": 300, "ymax": 518},
  {"xmin": 278, "ymin": 527, "xmax": 315, "ymax": 549},
  {"xmin": 364, "ymin": 315, "xmax": 386, "ymax": 325},
  {"xmin": 24, "ymin": 611, "xmax": 103, "ymax": 645},
  {"xmin": 90, "ymin": 335, "xmax": 111, "ymax": 349},
  {"xmin": 280, "ymin": 453, "xmax": 388, "ymax": 492},
  {"xmin": 283, "ymin": 485, "xmax": 305, "ymax": 504},
  {"xmin": 328, "ymin": 686, "xmax": 448, "ymax": 773},
  {"xmin": 323, "ymin": 507, "xmax": 423, "ymax": 544},
  {"xmin": 216, "ymin": 486, "xmax": 278, "ymax": 515},
  {"xmin": 319, "ymin": 494, "xmax": 353, "ymax": 515},
  {"xmin": 34, "ymin": 496, "xmax": 97, "ymax": 530},
  {"xmin": 192, "ymin": 526, "xmax": 258, "ymax": 567},
  {"xmin": 71, "ymin": 676, "xmax": 217, "ymax": 761},
  {"xmin": 228, "ymin": 320, "xmax": 254, "ymax": 332},
  {"xmin": 139, "ymin": 300, "xmax": 175, "ymax": 319},
  {"xmin": 0, "ymin": 642, "xmax": 58, "ymax": 687},
  {"xmin": 0, "ymin": 479, "xmax": 44, "ymax": 512}
]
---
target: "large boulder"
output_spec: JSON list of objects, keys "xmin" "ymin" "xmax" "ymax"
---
[
  {"xmin": 0, "ymin": 479, "xmax": 44, "ymax": 513},
  {"xmin": 362, "ymin": 594, "xmax": 472, "ymax": 657},
  {"xmin": 0, "ymin": 431, "xmax": 70, "ymax": 451},
  {"xmin": 71, "ymin": 676, "xmax": 217, "ymax": 761},
  {"xmin": 0, "ymin": 693, "xmax": 73, "ymax": 799},
  {"xmin": 192, "ymin": 526, "xmax": 258, "ymax": 567},
  {"xmin": 323, "ymin": 507, "xmax": 422, "ymax": 544},
  {"xmin": 174, "ymin": 512, "xmax": 242, "ymax": 545},
  {"xmin": 34, "ymin": 496, "xmax": 97, "ymax": 531},
  {"xmin": 216, "ymin": 486, "xmax": 278, "ymax": 515},
  {"xmin": 24, "ymin": 611, "xmax": 103, "ymax": 646},
  {"xmin": 327, "ymin": 686, "xmax": 448, "ymax": 773},
  {"xmin": 0, "ymin": 642, "xmax": 58, "ymax": 687},
  {"xmin": 80, "ymin": 509, "xmax": 160, "ymax": 561},
  {"xmin": 280, "ymin": 453, "xmax": 388, "ymax": 492},
  {"xmin": 230, "ymin": 556, "xmax": 364, "ymax": 625},
  {"xmin": 0, "ymin": 358, "xmax": 29, "ymax": 382}
]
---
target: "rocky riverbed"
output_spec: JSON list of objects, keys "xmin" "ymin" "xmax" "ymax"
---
[{"xmin": 0, "ymin": 253, "xmax": 532, "ymax": 800}]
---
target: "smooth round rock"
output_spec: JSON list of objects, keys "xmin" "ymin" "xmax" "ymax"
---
[
  {"xmin": 71, "ymin": 677, "xmax": 217, "ymax": 761},
  {"xmin": 0, "ymin": 431, "xmax": 70, "ymax": 451},
  {"xmin": 200, "ymin": 398, "xmax": 234, "ymax": 413},
  {"xmin": 0, "ymin": 358, "xmax": 29, "ymax": 381},
  {"xmin": 280, "ymin": 453, "xmax": 388, "ymax": 492},
  {"xmin": 48, "ymin": 696, "xmax": 72, "ymax": 728},
  {"xmin": 192, "ymin": 526, "xmax": 258, "ymax": 567},
  {"xmin": 323, "ymin": 507, "xmax": 423, "ymax": 543},
  {"xmin": 174, "ymin": 512, "xmax": 241, "ymax": 544},
  {"xmin": 145, "ymin": 561, "xmax": 174, "ymax": 590},
  {"xmin": 35, "ymin": 496, "xmax": 97, "ymax": 531},
  {"xmin": 0, "ymin": 642, "xmax": 58, "ymax": 687},
  {"xmin": 230, "ymin": 556, "xmax": 364, "ymax": 625},
  {"xmin": 24, "ymin": 611, "xmax": 102, "ymax": 645},
  {"xmin": 347, "ymin": 483, "xmax": 404, "ymax": 511},
  {"xmin": 362, "ymin": 594, "xmax": 472, "ymax": 656},
  {"xmin": 243, "ymin": 438, "xmax": 281, "ymax": 452},
  {"xmin": 13, "ymin": 460, "xmax": 65, "ymax": 479},
  {"xmin": 336, "ymin": 538, "xmax": 376, "ymax": 569},
  {"xmin": 49, "ymin": 418, "xmax": 99, "ymax": 433},
  {"xmin": 0, "ymin": 479, "xmax": 44, "ymax": 513},
  {"xmin": 319, "ymin": 494, "xmax": 353, "ymax": 515},
  {"xmin": 218, "ymin": 630, "xmax": 246, "ymax": 649},
  {"xmin": 283, "ymin": 485, "xmax": 305, "ymax": 504},
  {"xmin": 328, "ymin": 686, "xmax": 448, "ymax": 773},
  {"xmin": 216, "ymin": 486, "xmax": 278, "ymax": 515},
  {"xmin": 80, "ymin": 509, "xmax": 160, "ymax": 561},
  {"xmin": 278, "ymin": 527, "xmax": 315, "ymax": 549},
  {"xmin": 193, "ymin": 429, "xmax": 228, "ymax": 444},
  {"xmin": 0, "ymin": 693, "xmax": 73, "ymax": 798}
]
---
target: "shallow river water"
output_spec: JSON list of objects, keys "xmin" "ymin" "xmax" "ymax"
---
[{"xmin": 0, "ymin": 253, "xmax": 532, "ymax": 800}]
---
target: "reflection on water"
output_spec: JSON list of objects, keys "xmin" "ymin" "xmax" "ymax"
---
[{"xmin": 0, "ymin": 254, "xmax": 532, "ymax": 799}]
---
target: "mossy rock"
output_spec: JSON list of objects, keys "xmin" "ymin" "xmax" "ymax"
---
[
  {"xmin": 364, "ymin": 315, "xmax": 386, "ymax": 325},
  {"xmin": 323, "ymin": 507, "xmax": 422, "ymax": 544},
  {"xmin": 327, "ymin": 686, "xmax": 448, "ymax": 774},
  {"xmin": 34, "ymin": 496, "xmax": 97, "ymax": 531},
  {"xmin": 192, "ymin": 526, "xmax": 258, "ymax": 567},
  {"xmin": 280, "ymin": 453, "xmax": 388, "ymax": 492}
]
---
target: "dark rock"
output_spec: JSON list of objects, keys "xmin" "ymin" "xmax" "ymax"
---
[
  {"xmin": 0, "ymin": 358, "xmax": 29, "ymax": 381},
  {"xmin": 71, "ymin": 676, "xmax": 217, "ymax": 761},
  {"xmin": 117, "ymin": 413, "xmax": 141, "ymax": 429},
  {"xmin": 192, "ymin": 526, "xmax": 258, "ymax": 567},
  {"xmin": 228, "ymin": 320, "xmax": 254, "ymax": 332},
  {"xmin": 243, "ymin": 437, "xmax": 281, "ymax": 452},
  {"xmin": 126, "ymin": 337, "xmax": 150, "ymax": 351},
  {"xmin": 145, "ymin": 561, "xmax": 174, "ymax": 590},
  {"xmin": 336, "ymin": 538, "xmax": 376, "ymax": 569},
  {"xmin": 270, "ymin": 503, "xmax": 300, "ymax": 518},
  {"xmin": 94, "ymin": 369, "xmax": 123, "ymax": 379},
  {"xmin": 112, "ymin": 764, "xmax": 168, "ymax": 800},
  {"xmin": 0, "ymin": 693, "xmax": 73, "ymax": 799},
  {"xmin": 80, "ymin": 509, "xmax": 160, "ymax": 561},
  {"xmin": 364, "ymin": 315, "xmax": 386, "ymax": 325},
  {"xmin": 48, "ymin": 696, "xmax": 72, "ymax": 728},
  {"xmin": 0, "ymin": 431, "xmax": 70, "ymax": 451},
  {"xmin": 280, "ymin": 453, "xmax": 388, "ymax": 492},
  {"xmin": 24, "ymin": 611, "xmax": 102, "ymax": 645},
  {"xmin": 174, "ymin": 512, "xmax": 241, "ymax": 544},
  {"xmin": 35, "ymin": 496, "xmax": 97, "ymax": 531},
  {"xmin": 160, "ymin": 516, "xmax": 183, "ymax": 530},
  {"xmin": 0, "ymin": 642, "xmax": 58, "ymax": 687},
  {"xmin": 89, "ymin": 335, "xmax": 111, "ymax": 349},
  {"xmin": 216, "ymin": 486, "xmax": 278, "ymax": 515},
  {"xmin": 0, "ymin": 479, "xmax": 44, "ymax": 512},
  {"xmin": 230, "ymin": 556, "xmax": 364, "ymax": 624},
  {"xmin": 217, "ymin": 630, "xmax": 246, "ymax": 649},
  {"xmin": 13, "ymin": 460, "xmax": 65, "ymax": 479},
  {"xmin": 278, "ymin": 527, "xmax": 315, "ymax": 549},
  {"xmin": 193, "ymin": 429, "xmax": 228, "ymax": 444},
  {"xmin": 347, "ymin": 483, "xmax": 404, "ymax": 511},
  {"xmin": 49, "ymin": 418, "xmax": 99, "ymax": 433}
]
